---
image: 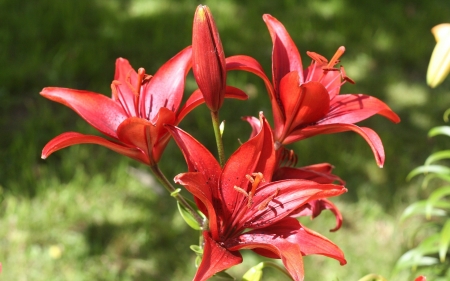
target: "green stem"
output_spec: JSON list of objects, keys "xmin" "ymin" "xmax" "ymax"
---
[
  {"xmin": 150, "ymin": 164, "xmax": 204, "ymax": 226},
  {"xmin": 211, "ymin": 110, "xmax": 225, "ymax": 166}
]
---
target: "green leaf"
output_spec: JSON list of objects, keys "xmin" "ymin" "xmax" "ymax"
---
[
  {"xmin": 394, "ymin": 248, "xmax": 439, "ymax": 273},
  {"xmin": 439, "ymin": 219, "xmax": 450, "ymax": 262},
  {"xmin": 190, "ymin": 245, "xmax": 203, "ymax": 255},
  {"xmin": 429, "ymin": 126, "xmax": 450, "ymax": 138},
  {"xmin": 177, "ymin": 199, "xmax": 204, "ymax": 230},
  {"xmin": 407, "ymin": 165, "xmax": 450, "ymax": 181},
  {"xmin": 242, "ymin": 263, "xmax": 264, "ymax": 281},
  {"xmin": 401, "ymin": 201, "xmax": 447, "ymax": 222},
  {"xmin": 425, "ymin": 150, "xmax": 450, "ymax": 165},
  {"xmin": 429, "ymin": 186, "xmax": 450, "ymax": 202},
  {"xmin": 444, "ymin": 108, "xmax": 450, "ymax": 122}
]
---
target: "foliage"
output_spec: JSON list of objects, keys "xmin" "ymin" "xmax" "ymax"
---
[{"xmin": 395, "ymin": 125, "xmax": 450, "ymax": 280}]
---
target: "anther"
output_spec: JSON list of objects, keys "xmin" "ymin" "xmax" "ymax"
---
[
  {"xmin": 234, "ymin": 185, "xmax": 249, "ymax": 197},
  {"xmin": 307, "ymin": 51, "xmax": 328, "ymax": 64},
  {"xmin": 339, "ymin": 65, "xmax": 355, "ymax": 84},
  {"xmin": 327, "ymin": 46, "xmax": 345, "ymax": 68},
  {"xmin": 258, "ymin": 188, "xmax": 280, "ymax": 211}
]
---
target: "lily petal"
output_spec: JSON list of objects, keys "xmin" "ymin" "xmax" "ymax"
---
[
  {"xmin": 240, "ymin": 180, "xmax": 346, "ymax": 229},
  {"xmin": 41, "ymin": 87, "xmax": 128, "ymax": 139},
  {"xmin": 117, "ymin": 109, "xmax": 176, "ymax": 164},
  {"xmin": 41, "ymin": 132, "xmax": 148, "ymax": 164},
  {"xmin": 263, "ymin": 14, "xmax": 303, "ymax": 87},
  {"xmin": 113, "ymin": 58, "xmax": 138, "ymax": 114},
  {"xmin": 278, "ymin": 74, "xmax": 329, "ymax": 140},
  {"xmin": 226, "ymin": 224, "xmax": 305, "ymax": 281},
  {"xmin": 285, "ymin": 124, "xmax": 386, "ymax": 167},
  {"xmin": 273, "ymin": 165, "xmax": 345, "ymax": 184},
  {"xmin": 168, "ymin": 125, "xmax": 222, "ymax": 237},
  {"xmin": 320, "ymin": 94, "xmax": 400, "ymax": 125},
  {"xmin": 174, "ymin": 172, "xmax": 220, "ymax": 240},
  {"xmin": 291, "ymin": 198, "xmax": 343, "ymax": 232},
  {"xmin": 142, "ymin": 46, "xmax": 192, "ymax": 120},
  {"xmin": 226, "ymin": 55, "xmax": 284, "ymax": 130},
  {"xmin": 245, "ymin": 218, "xmax": 346, "ymax": 265},
  {"xmin": 193, "ymin": 232, "xmax": 242, "ymax": 281}
]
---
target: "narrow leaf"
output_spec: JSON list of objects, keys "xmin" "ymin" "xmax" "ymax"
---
[
  {"xmin": 428, "ymin": 126, "xmax": 450, "ymax": 138},
  {"xmin": 425, "ymin": 150, "xmax": 450, "ymax": 165},
  {"xmin": 177, "ymin": 200, "xmax": 204, "ymax": 230},
  {"xmin": 439, "ymin": 219, "xmax": 450, "ymax": 262}
]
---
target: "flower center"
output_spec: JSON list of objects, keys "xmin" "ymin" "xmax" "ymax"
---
[
  {"xmin": 233, "ymin": 173, "xmax": 279, "ymax": 211},
  {"xmin": 111, "ymin": 68, "xmax": 152, "ymax": 118},
  {"xmin": 305, "ymin": 46, "xmax": 355, "ymax": 89}
]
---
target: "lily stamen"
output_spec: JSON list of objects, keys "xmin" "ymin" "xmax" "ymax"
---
[
  {"xmin": 327, "ymin": 46, "xmax": 345, "ymax": 68},
  {"xmin": 234, "ymin": 185, "xmax": 249, "ymax": 197},
  {"xmin": 258, "ymin": 188, "xmax": 280, "ymax": 211},
  {"xmin": 247, "ymin": 172, "xmax": 265, "ymax": 208}
]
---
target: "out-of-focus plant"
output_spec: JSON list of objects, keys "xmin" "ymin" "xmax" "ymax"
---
[
  {"xmin": 394, "ymin": 23, "xmax": 450, "ymax": 281},
  {"xmin": 394, "ymin": 123, "xmax": 450, "ymax": 280}
]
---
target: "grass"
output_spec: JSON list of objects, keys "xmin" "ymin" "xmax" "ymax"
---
[{"xmin": 2, "ymin": 0, "xmax": 450, "ymax": 280}]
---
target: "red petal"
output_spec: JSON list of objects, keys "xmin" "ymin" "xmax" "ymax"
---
[
  {"xmin": 292, "ymin": 198, "xmax": 343, "ymax": 232},
  {"xmin": 304, "ymin": 63, "xmax": 342, "ymax": 100},
  {"xmin": 414, "ymin": 276, "xmax": 426, "ymax": 281},
  {"xmin": 263, "ymin": 14, "xmax": 303, "ymax": 88},
  {"xmin": 243, "ymin": 218, "xmax": 346, "ymax": 265},
  {"xmin": 167, "ymin": 125, "xmax": 222, "ymax": 236},
  {"xmin": 226, "ymin": 222, "xmax": 305, "ymax": 281},
  {"xmin": 241, "ymin": 115, "xmax": 261, "ymax": 139},
  {"xmin": 285, "ymin": 124, "xmax": 386, "ymax": 167},
  {"xmin": 240, "ymin": 180, "xmax": 346, "ymax": 229},
  {"xmin": 226, "ymin": 55, "xmax": 284, "ymax": 133},
  {"xmin": 113, "ymin": 58, "xmax": 138, "ymax": 115},
  {"xmin": 117, "ymin": 109, "xmax": 175, "ymax": 164},
  {"xmin": 177, "ymin": 86, "xmax": 248, "ymax": 123},
  {"xmin": 41, "ymin": 132, "xmax": 149, "ymax": 164},
  {"xmin": 174, "ymin": 172, "xmax": 219, "ymax": 240},
  {"xmin": 141, "ymin": 46, "xmax": 192, "ymax": 120},
  {"xmin": 278, "ymin": 75, "xmax": 330, "ymax": 141},
  {"xmin": 320, "ymin": 94, "xmax": 401, "ymax": 125},
  {"xmin": 220, "ymin": 115, "xmax": 276, "ymax": 222},
  {"xmin": 193, "ymin": 232, "xmax": 242, "ymax": 281},
  {"xmin": 273, "ymin": 165, "xmax": 345, "ymax": 184},
  {"xmin": 41, "ymin": 87, "xmax": 128, "ymax": 139}
]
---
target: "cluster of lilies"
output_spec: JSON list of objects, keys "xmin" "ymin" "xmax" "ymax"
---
[{"xmin": 40, "ymin": 5, "xmax": 413, "ymax": 281}]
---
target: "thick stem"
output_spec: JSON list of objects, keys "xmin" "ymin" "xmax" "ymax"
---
[
  {"xmin": 150, "ymin": 164, "xmax": 204, "ymax": 226},
  {"xmin": 211, "ymin": 110, "xmax": 225, "ymax": 166}
]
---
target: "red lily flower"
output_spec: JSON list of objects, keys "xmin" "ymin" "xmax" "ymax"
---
[
  {"xmin": 192, "ymin": 5, "xmax": 227, "ymax": 112},
  {"xmin": 228, "ymin": 15, "xmax": 400, "ymax": 167},
  {"xmin": 168, "ymin": 113, "xmax": 347, "ymax": 281},
  {"xmin": 41, "ymin": 47, "xmax": 248, "ymax": 165}
]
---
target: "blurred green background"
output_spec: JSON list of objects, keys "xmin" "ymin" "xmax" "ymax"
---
[{"xmin": 1, "ymin": 0, "xmax": 450, "ymax": 280}]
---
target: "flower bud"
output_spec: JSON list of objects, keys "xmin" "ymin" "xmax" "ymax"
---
[{"xmin": 192, "ymin": 5, "xmax": 226, "ymax": 112}]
